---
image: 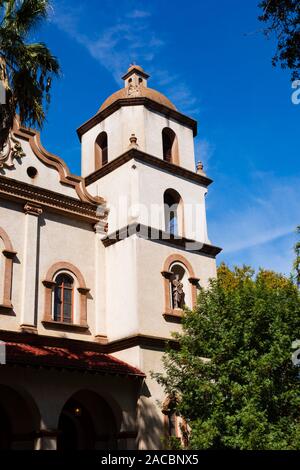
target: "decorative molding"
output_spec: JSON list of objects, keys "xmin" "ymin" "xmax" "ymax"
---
[
  {"xmin": 161, "ymin": 270, "xmax": 173, "ymax": 280},
  {"xmin": 162, "ymin": 253, "xmax": 196, "ymax": 278},
  {"xmin": 0, "ymin": 328, "xmax": 179, "ymax": 354},
  {"xmin": 24, "ymin": 202, "xmax": 43, "ymax": 216},
  {"xmin": 42, "ymin": 320, "xmax": 89, "ymax": 332},
  {"xmin": 163, "ymin": 309, "xmax": 183, "ymax": 323},
  {"xmin": 0, "ymin": 304, "xmax": 14, "ymax": 315},
  {"xmin": 188, "ymin": 276, "xmax": 200, "ymax": 286},
  {"xmin": 19, "ymin": 324, "xmax": 38, "ymax": 334},
  {"xmin": 0, "ymin": 174, "xmax": 105, "ymax": 224},
  {"xmin": 77, "ymin": 97, "xmax": 197, "ymax": 139},
  {"xmin": 95, "ymin": 334, "xmax": 109, "ymax": 345},
  {"xmin": 2, "ymin": 249, "xmax": 17, "ymax": 259},
  {"xmin": 122, "ymin": 67, "xmax": 150, "ymax": 80},
  {"xmin": 101, "ymin": 333, "xmax": 179, "ymax": 353},
  {"xmin": 42, "ymin": 280, "xmax": 56, "ymax": 288},
  {"xmin": 85, "ymin": 148, "xmax": 212, "ymax": 187},
  {"xmin": 12, "ymin": 119, "xmax": 104, "ymax": 206},
  {"xmin": 102, "ymin": 222, "xmax": 222, "ymax": 257},
  {"xmin": 0, "ymin": 132, "xmax": 25, "ymax": 169}
]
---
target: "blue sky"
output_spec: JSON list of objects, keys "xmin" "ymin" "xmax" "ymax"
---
[{"xmin": 34, "ymin": 0, "xmax": 299, "ymax": 275}]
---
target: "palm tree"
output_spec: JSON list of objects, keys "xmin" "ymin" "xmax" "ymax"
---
[{"xmin": 0, "ymin": 0, "xmax": 60, "ymax": 149}]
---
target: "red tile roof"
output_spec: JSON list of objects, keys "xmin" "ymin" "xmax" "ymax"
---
[{"xmin": 0, "ymin": 331, "xmax": 145, "ymax": 378}]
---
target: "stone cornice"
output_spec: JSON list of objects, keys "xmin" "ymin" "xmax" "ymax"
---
[
  {"xmin": 77, "ymin": 97, "xmax": 198, "ymax": 140},
  {"xmin": 85, "ymin": 148, "xmax": 213, "ymax": 187},
  {"xmin": 0, "ymin": 174, "xmax": 104, "ymax": 224},
  {"xmin": 102, "ymin": 222, "xmax": 222, "ymax": 257},
  {"xmin": 0, "ymin": 329, "xmax": 178, "ymax": 355},
  {"xmin": 12, "ymin": 119, "xmax": 104, "ymax": 206}
]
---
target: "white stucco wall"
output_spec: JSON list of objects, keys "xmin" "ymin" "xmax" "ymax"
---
[
  {"xmin": 81, "ymin": 106, "xmax": 196, "ymax": 177},
  {"xmin": 88, "ymin": 158, "xmax": 209, "ymax": 243},
  {"xmin": 0, "ymin": 199, "xmax": 104, "ymax": 340},
  {"xmin": 2, "ymin": 138, "xmax": 78, "ymax": 199}
]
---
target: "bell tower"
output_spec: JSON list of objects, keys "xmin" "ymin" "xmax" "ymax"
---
[
  {"xmin": 77, "ymin": 65, "xmax": 221, "ymax": 448},
  {"xmin": 122, "ymin": 64, "xmax": 149, "ymax": 90}
]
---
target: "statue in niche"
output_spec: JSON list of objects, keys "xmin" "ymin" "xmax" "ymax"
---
[{"xmin": 172, "ymin": 274, "xmax": 185, "ymax": 309}]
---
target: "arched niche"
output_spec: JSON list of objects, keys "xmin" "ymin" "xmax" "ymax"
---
[
  {"xmin": 162, "ymin": 127, "xmax": 179, "ymax": 165},
  {"xmin": 161, "ymin": 254, "xmax": 200, "ymax": 320},
  {"xmin": 95, "ymin": 132, "xmax": 108, "ymax": 169}
]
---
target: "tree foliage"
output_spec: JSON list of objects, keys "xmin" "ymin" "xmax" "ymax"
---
[
  {"xmin": 258, "ymin": 0, "xmax": 300, "ymax": 80},
  {"xmin": 293, "ymin": 226, "xmax": 300, "ymax": 288},
  {"xmin": 0, "ymin": 0, "xmax": 60, "ymax": 147},
  {"xmin": 155, "ymin": 264, "xmax": 300, "ymax": 449}
]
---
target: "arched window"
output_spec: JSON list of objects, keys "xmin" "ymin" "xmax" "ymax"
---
[
  {"xmin": 0, "ymin": 228, "xmax": 16, "ymax": 313},
  {"xmin": 162, "ymin": 128, "xmax": 178, "ymax": 164},
  {"xmin": 54, "ymin": 273, "xmax": 74, "ymax": 323},
  {"xmin": 164, "ymin": 189, "xmax": 182, "ymax": 236},
  {"xmin": 95, "ymin": 132, "xmax": 108, "ymax": 169},
  {"xmin": 43, "ymin": 262, "xmax": 90, "ymax": 328}
]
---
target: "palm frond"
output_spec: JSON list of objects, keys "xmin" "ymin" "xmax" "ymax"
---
[
  {"xmin": 11, "ymin": 0, "xmax": 49, "ymax": 34},
  {"xmin": 1, "ymin": 0, "xmax": 49, "ymax": 35},
  {"xmin": 0, "ymin": 0, "xmax": 60, "ymax": 145}
]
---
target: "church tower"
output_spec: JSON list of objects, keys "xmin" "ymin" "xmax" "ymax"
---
[{"xmin": 77, "ymin": 65, "xmax": 222, "ymax": 448}]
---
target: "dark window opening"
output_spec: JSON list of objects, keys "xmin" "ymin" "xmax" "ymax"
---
[
  {"xmin": 54, "ymin": 273, "xmax": 74, "ymax": 323},
  {"xmin": 95, "ymin": 132, "xmax": 108, "ymax": 169},
  {"xmin": 162, "ymin": 128, "xmax": 176, "ymax": 163}
]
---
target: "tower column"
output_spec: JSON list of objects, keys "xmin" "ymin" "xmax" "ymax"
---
[
  {"xmin": 20, "ymin": 203, "xmax": 42, "ymax": 332},
  {"xmin": 94, "ymin": 216, "xmax": 108, "ymax": 343}
]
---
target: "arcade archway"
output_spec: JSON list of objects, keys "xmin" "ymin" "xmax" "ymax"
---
[
  {"xmin": 0, "ymin": 384, "xmax": 40, "ymax": 450},
  {"xmin": 57, "ymin": 390, "xmax": 119, "ymax": 450}
]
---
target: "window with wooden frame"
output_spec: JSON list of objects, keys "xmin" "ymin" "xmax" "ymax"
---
[{"xmin": 53, "ymin": 273, "xmax": 74, "ymax": 323}]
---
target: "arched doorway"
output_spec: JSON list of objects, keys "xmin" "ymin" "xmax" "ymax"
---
[
  {"xmin": 0, "ymin": 384, "xmax": 40, "ymax": 450},
  {"xmin": 57, "ymin": 390, "xmax": 119, "ymax": 450},
  {"xmin": 0, "ymin": 404, "xmax": 11, "ymax": 449}
]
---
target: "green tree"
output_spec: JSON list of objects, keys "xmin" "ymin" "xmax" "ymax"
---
[
  {"xmin": 258, "ymin": 0, "xmax": 300, "ymax": 80},
  {"xmin": 0, "ymin": 0, "xmax": 60, "ymax": 148},
  {"xmin": 155, "ymin": 264, "xmax": 300, "ymax": 449},
  {"xmin": 294, "ymin": 226, "xmax": 300, "ymax": 288}
]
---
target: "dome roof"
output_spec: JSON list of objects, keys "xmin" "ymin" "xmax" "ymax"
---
[
  {"xmin": 127, "ymin": 64, "xmax": 145, "ymax": 74},
  {"xmin": 98, "ymin": 85, "xmax": 177, "ymax": 113}
]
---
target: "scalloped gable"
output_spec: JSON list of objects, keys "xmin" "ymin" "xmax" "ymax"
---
[{"xmin": 0, "ymin": 119, "xmax": 102, "ymax": 205}]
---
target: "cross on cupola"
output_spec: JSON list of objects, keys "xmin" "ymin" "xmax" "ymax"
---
[{"xmin": 122, "ymin": 64, "xmax": 150, "ymax": 97}]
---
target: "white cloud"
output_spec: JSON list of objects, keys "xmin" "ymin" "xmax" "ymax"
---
[
  {"xmin": 209, "ymin": 172, "xmax": 300, "ymax": 275},
  {"xmin": 50, "ymin": 2, "xmax": 199, "ymax": 113},
  {"xmin": 194, "ymin": 138, "xmax": 215, "ymax": 170},
  {"xmin": 51, "ymin": 3, "xmax": 164, "ymax": 83},
  {"xmin": 126, "ymin": 10, "xmax": 151, "ymax": 19}
]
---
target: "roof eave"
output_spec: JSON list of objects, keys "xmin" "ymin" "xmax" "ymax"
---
[{"xmin": 77, "ymin": 97, "xmax": 198, "ymax": 140}]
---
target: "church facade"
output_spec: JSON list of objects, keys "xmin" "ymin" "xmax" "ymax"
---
[{"xmin": 0, "ymin": 65, "xmax": 221, "ymax": 450}]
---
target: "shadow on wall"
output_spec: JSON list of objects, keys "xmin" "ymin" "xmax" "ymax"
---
[{"xmin": 137, "ymin": 382, "xmax": 165, "ymax": 450}]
